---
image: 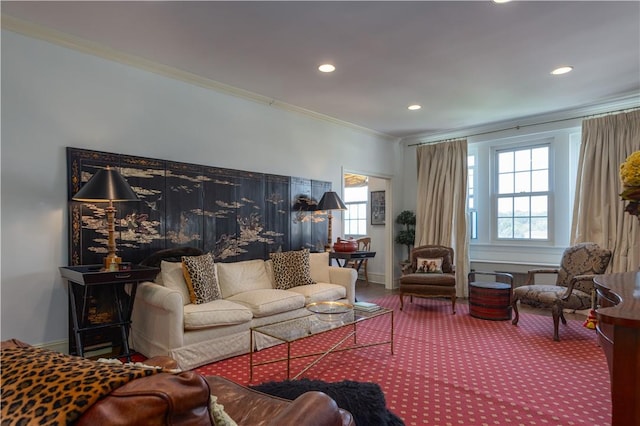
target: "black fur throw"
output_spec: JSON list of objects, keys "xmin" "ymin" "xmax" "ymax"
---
[{"xmin": 250, "ymin": 379, "xmax": 404, "ymax": 426}]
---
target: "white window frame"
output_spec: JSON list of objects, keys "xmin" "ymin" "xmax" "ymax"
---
[
  {"xmin": 468, "ymin": 153, "xmax": 477, "ymax": 240},
  {"xmin": 492, "ymin": 142, "xmax": 553, "ymax": 242},
  {"xmin": 343, "ymin": 186, "xmax": 368, "ymax": 237}
]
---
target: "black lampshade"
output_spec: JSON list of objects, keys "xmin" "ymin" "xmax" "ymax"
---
[
  {"xmin": 317, "ymin": 191, "xmax": 347, "ymax": 211},
  {"xmin": 72, "ymin": 166, "xmax": 139, "ymax": 202}
]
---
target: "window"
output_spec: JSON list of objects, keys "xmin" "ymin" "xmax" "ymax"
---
[
  {"xmin": 343, "ymin": 186, "xmax": 368, "ymax": 236},
  {"xmin": 495, "ymin": 145, "xmax": 550, "ymax": 240},
  {"xmin": 468, "ymin": 154, "xmax": 477, "ymax": 239}
]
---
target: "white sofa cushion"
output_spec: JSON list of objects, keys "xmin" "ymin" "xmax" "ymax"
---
[
  {"xmin": 227, "ymin": 289, "xmax": 305, "ymax": 318},
  {"xmin": 160, "ymin": 260, "xmax": 191, "ymax": 306},
  {"xmin": 183, "ymin": 299, "xmax": 253, "ymax": 330},
  {"xmin": 288, "ymin": 282, "xmax": 347, "ymax": 304},
  {"xmin": 309, "ymin": 252, "xmax": 331, "ymax": 283},
  {"xmin": 216, "ymin": 259, "xmax": 273, "ymax": 298}
]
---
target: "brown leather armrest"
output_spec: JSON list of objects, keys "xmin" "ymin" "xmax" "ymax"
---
[
  {"xmin": 144, "ymin": 355, "xmax": 180, "ymax": 370},
  {"xmin": 1, "ymin": 339, "xmax": 31, "ymax": 349},
  {"xmin": 77, "ymin": 371, "xmax": 211, "ymax": 426},
  {"xmin": 268, "ymin": 391, "xmax": 354, "ymax": 426}
]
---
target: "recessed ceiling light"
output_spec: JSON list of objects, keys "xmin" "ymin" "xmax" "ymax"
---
[
  {"xmin": 493, "ymin": 0, "xmax": 512, "ymax": 4},
  {"xmin": 551, "ymin": 66, "xmax": 573, "ymax": 75},
  {"xmin": 318, "ymin": 64, "xmax": 336, "ymax": 73},
  {"xmin": 408, "ymin": 104, "xmax": 422, "ymax": 111}
]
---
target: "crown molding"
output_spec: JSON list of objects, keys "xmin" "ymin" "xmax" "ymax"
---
[
  {"xmin": 402, "ymin": 92, "xmax": 640, "ymax": 145},
  {"xmin": 2, "ymin": 15, "xmax": 397, "ymax": 142}
]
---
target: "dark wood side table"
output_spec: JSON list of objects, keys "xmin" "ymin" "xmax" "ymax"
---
[
  {"xmin": 594, "ymin": 272, "xmax": 640, "ymax": 426},
  {"xmin": 59, "ymin": 264, "xmax": 159, "ymax": 361},
  {"xmin": 329, "ymin": 251, "xmax": 376, "ymax": 271},
  {"xmin": 468, "ymin": 271, "xmax": 514, "ymax": 321}
]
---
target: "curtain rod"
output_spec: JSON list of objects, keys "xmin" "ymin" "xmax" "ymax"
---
[{"xmin": 409, "ymin": 106, "xmax": 640, "ymax": 147}]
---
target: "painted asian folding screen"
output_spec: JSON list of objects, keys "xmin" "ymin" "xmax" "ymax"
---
[{"xmin": 67, "ymin": 147, "xmax": 330, "ymax": 266}]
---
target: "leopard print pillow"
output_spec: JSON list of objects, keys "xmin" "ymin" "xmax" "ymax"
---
[
  {"xmin": 1, "ymin": 346, "xmax": 157, "ymax": 425},
  {"xmin": 269, "ymin": 249, "xmax": 316, "ymax": 290},
  {"xmin": 182, "ymin": 253, "xmax": 221, "ymax": 304}
]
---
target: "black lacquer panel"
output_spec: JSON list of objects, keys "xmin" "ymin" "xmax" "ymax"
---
[{"xmin": 67, "ymin": 147, "xmax": 329, "ymax": 265}]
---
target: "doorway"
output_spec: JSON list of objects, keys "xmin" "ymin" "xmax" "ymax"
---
[{"xmin": 342, "ymin": 171, "xmax": 393, "ymax": 290}]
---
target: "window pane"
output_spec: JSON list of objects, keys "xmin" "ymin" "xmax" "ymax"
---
[
  {"xmin": 498, "ymin": 218, "xmax": 513, "ymax": 238},
  {"xmin": 531, "ymin": 218, "xmax": 548, "ymax": 239},
  {"xmin": 468, "ymin": 155, "xmax": 475, "ymax": 167},
  {"xmin": 499, "ymin": 152, "xmax": 514, "ymax": 173},
  {"xmin": 514, "ymin": 196, "xmax": 530, "ymax": 217},
  {"xmin": 531, "ymin": 170, "xmax": 548, "ymax": 192},
  {"xmin": 513, "ymin": 218, "xmax": 530, "ymax": 239},
  {"xmin": 514, "ymin": 171, "xmax": 531, "ymax": 193},
  {"xmin": 531, "ymin": 147, "xmax": 548, "ymax": 170},
  {"xmin": 498, "ymin": 197, "xmax": 513, "ymax": 217},
  {"xmin": 498, "ymin": 173, "xmax": 513, "ymax": 194},
  {"xmin": 468, "ymin": 198, "xmax": 474, "ymax": 209},
  {"xmin": 514, "ymin": 149, "xmax": 530, "ymax": 172},
  {"xmin": 531, "ymin": 195, "xmax": 548, "ymax": 216},
  {"xmin": 344, "ymin": 187, "xmax": 367, "ymax": 202},
  {"xmin": 357, "ymin": 203, "xmax": 366, "ymax": 217}
]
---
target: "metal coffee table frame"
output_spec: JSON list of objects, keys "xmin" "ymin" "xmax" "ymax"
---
[{"xmin": 249, "ymin": 307, "xmax": 393, "ymax": 381}]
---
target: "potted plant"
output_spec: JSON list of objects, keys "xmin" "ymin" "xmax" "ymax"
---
[{"xmin": 395, "ymin": 210, "xmax": 416, "ymax": 263}]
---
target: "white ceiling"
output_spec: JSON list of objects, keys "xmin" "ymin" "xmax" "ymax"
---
[{"xmin": 3, "ymin": 1, "xmax": 639, "ymax": 139}]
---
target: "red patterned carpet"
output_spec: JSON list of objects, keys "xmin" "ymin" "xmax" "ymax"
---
[{"xmin": 195, "ymin": 294, "xmax": 612, "ymax": 426}]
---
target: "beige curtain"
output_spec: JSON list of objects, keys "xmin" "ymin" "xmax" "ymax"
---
[
  {"xmin": 571, "ymin": 110, "xmax": 640, "ymax": 272},
  {"xmin": 415, "ymin": 139, "xmax": 470, "ymax": 296}
]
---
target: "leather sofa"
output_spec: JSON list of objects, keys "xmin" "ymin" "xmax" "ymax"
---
[{"xmin": 1, "ymin": 339, "xmax": 354, "ymax": 426}]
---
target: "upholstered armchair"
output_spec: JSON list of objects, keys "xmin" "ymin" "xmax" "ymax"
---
[
  {"xmin": 511, "ymin": 242, "xmax": 612, "ymax": 341},
  {"xmin": 399, "ymin": 245, "xmax": 456, "ymax": 314}
]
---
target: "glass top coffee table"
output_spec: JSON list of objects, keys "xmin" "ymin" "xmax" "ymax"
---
[{"xmin": 249, "ymin": 304, "xmax": 393, "ymax": 381}]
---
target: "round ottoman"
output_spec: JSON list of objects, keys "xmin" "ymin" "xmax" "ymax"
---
[{"xmin": 469, "ymin": 281, "xmax": 512, "ymax": 321}]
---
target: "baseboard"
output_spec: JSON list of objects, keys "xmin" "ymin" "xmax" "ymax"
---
[{"xmin": 33, "ymin": 339, "xmax": 69, "ymax": 354}]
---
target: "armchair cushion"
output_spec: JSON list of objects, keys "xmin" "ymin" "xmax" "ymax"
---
[{"xmin": 513, "ymin": 285, "xmax": 591, "ymax": 310}]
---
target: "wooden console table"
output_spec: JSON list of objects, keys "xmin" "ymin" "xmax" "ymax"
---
[{"xmin": 594, "ymin": 272, "xmax": 640, "ymax": 426}]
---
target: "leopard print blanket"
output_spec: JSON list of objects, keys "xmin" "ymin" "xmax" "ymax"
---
[{"xmin": 1, "ymin": 346, "xmax": 158, "ymax": 425}]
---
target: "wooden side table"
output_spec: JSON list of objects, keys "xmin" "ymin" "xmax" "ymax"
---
[
  {"xmin": 468, "ymin": 271, "xmax": 514, "ymax": 321},
  {"xmin": 59, "ymin": 264, "xmax": 159, "ymax": 360}
]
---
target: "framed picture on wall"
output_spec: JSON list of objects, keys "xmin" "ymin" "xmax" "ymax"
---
[{"xmin": 371, "ymin": 190, "xmax": 385, "ymax": 225}]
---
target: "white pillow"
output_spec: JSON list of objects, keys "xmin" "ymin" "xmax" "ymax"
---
[
  {"xmin": 309, "ymin": 252, "xmax": 331, "ymax": 283},
  {"xmin": 160, "ymin": 260, "xmax": 191, "ymax": 306},
  {"xmin": 215, "ymin": 259, "xmax": 272, "ymax": 298}
]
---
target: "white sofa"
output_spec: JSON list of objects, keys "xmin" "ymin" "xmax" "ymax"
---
[{"xmin": 130, "ymin": 251, "xmax": 356, "ymax": 370}]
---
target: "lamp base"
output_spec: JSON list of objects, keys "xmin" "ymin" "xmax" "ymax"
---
[{"xmin": 104, "ymin": 256, "xmax": 122, "ymax": 271}]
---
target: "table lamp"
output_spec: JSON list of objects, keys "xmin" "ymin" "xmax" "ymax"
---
[
  {"xmin": 317, "ymin": 191, "xmax": 347, "ymax": 251},
  {"xmin": 72, "ymin": 165, "xmax": 139, "ymax": 270}
]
